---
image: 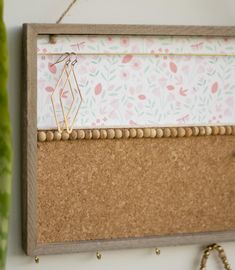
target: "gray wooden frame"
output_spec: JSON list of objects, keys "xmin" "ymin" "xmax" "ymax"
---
[{"xmin": 22, "ymin": 23, "xmax": 235, "ymax": 256}]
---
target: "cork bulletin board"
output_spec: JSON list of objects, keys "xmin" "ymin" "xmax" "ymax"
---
[{"xmin": 22, "ymin": 24, "xmax": 235, "ymax": 256}]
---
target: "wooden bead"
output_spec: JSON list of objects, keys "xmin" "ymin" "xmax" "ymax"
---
[
  {"xmin": 199, "ymin": 127, "xmax": 206, "ymax": 136},
  {"xmin": 156, "ymin": 128, "xmax": 163, "ymax": 138},
  {"xmin": 85, "ymin": 130, "xmax": 92, "ymax": 139},
  {"xmin": 205, "ymin": 126, "xmax": 212, "ymax": 136},
  {"xmin": 92, "ymin": 129, "xmax": 100, "ymax": 139},
  {"xmin": 69, "ymin": 130, "xmax": 77, "ymax": 140},
  {"xmin": 136, "ymin": 129, "xmax": 144, "ymax": 138},
  {"xmin": 163, "ymin": 128, "xmax": 171, "ymax": 138},
  {"xmin": 232, "ymin": 126, "xmax": 235, "ymax": 135},
  {"xmin": 107, "ymin": 129, "xmax": 115, "ymax": 139},
  {"xmin": 115, "ymin": 129, "xmax": 123, "ymax": 139},
  {"xmin": 219, "ymin": 126, "xmax": 226, "ymax": 135},
  {"xmin": 54, "ymin": 131, "xmax": 62, "ymax": 141},
  {"xmin": 143, "ymin": 128, "xmax": 151, "ymax": 138},
  {"xmin": 192, "ymin": 127, "xmax": 199, "ymax": 136},
  {"xmin": 170, "ymin": 128, "xmax": 177, "ymax": 137},
  {"xmin": 150, "ymin": 128, "xmax": 157, "ymax": 138},
  {"xmin": 100, "ymin": 129, "xmax": 107, "ymax": 139},
  {"xmin": 212, "ymin": 126, "xmax": 219, "ymax": 135},
  {"xmin": 226, "ymin": 126, "xmax": 232, "ymax": 135},
  {"xmin": 178, "ymin": 127, "xmax": 186, "ymax": 137},
  {"xmin": 185, "ymin": 127, "xmax": 192, "ymax": 137},
  {"xmin": 46, "ymin": 131, "xmax": 54, "ymax": 141},
  {"xmin": 129, "ymin": 128, "xmax": 137, "ymax": 138},
  {"xmin": 77, "ymin": 130, "xmax": 85, "ymax": 139},
  {"xmin": 38, "ymin": 131, "xmax": 46, "ymax": 142},
  {"xmin": 123, "ymin": 129, "xmax": 130, "ymax": 139},
  {"xmin": 61, "ymin": 131, "xmax": 69, "ymax": 140}
]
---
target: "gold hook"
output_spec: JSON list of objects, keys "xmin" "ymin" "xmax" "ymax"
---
[
  {"xmin": 96, "ymin": 251, "xmax": 102, "ymax": 260},
  {"xmin": 51, "ymin": 52, "xmax": 70, "ymax": 67},
  {"xmin": 34, "ymin": 256, "xmax": 40, "ymax": 263},
  {"xmin": 155, "ymin": 248, "xmax": 161, "ymax": 255}
]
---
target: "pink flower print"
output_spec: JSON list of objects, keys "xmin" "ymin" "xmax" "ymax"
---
[
  {"xmin": 179, "ymin": 87, "xmax": 188, "ymax": 96},
  {"xmin": 211, "ymin": 82, "xmax": 218, "ymax": 94},
  {"xmin": 120, "ymin": 37, "xmax": 129, "ymax": 47},
  {"xmin": 48, "ymin": 63, "xmax": 57, "ymax": 74},
  {"xmin": 120, "ymin": 70, "xmax": 129, "ymax": 80},
  {"xmin": 138, "ymin": 94, "xmax": 146, "ymax": 100},
  {"xmin": 122, "ymin": 54, "xmax": 133, "ymax": 63},
  {"xmin": 107, "ymin": 36, "xmax": 113, "ymax": 43},
  {"xmin": 45, "ymin": 86, "xmax": 54, "ymax": 93},
  {"xmin": 129, "ymin": 120, "xmax": 136, "ymax": 125},
  {"xmin": 166, "ymin": 85, "xmax": 175, "ymax": 91},
  {"xmin": 169, "ymin": 62, "xmax": 177, "ymax": 73},
  {"xmin": 95, "ymin": 83, "xmax": 102, "ymax": 95},
  {"xmin": 131, "ymin": 59, "xmax": 141, "ymax": 70}
]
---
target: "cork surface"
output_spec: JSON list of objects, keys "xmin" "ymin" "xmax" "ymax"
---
[{"xmin": 37, "ymin": 136, "xmax": 235, "ymax": 244}]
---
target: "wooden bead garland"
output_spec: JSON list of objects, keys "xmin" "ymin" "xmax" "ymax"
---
[
  {"xmin": 92, "ymin": 129, "xmax": 100, "ymax": 139},
  {"xmin": 38, "ymin": 126, "xmax": 235, "ymax": 142},
  {"xmin": 115, "ymin": 129, "xmax": 123, "ymax": 139},
  {"xmin": 38, "ymin": 131, "xmax": 46, "ymax": 142}
]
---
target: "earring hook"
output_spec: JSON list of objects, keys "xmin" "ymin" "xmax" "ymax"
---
[{"xmin": 51, "ymin": 52, "xmax": 70, "ymax": 66}]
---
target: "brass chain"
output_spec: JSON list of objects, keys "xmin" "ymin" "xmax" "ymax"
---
[{"xmin": 199, "ymin": 244, "xmax": 232, "ymax": 270}]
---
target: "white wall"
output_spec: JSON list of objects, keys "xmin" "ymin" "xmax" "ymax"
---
[{"xmin": 4, "ymin": 0, "xmax": 235, "ymax": 269}]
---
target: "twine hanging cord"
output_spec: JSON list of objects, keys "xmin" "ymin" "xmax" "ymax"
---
[{"xmin": 50, "ymin": 0, "xmax": 78, "ymax": 43}]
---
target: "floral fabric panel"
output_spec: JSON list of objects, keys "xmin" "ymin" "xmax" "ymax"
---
[{"xmin": 37, "ymin": 35, "xmax": 235, "ymax": 129}]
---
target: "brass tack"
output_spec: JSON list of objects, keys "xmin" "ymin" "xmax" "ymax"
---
[
  {"xmin": 219, "ymin": 126, "xmax": 226, "ymax": 135},
  {"xmin": 170, "ymin": 128, "xmax": 178, "ymax": 137},
  {"xmin": 192, "ymin": 126, "xmax": 199, "ymax": 136},
  {"xmin": 199, "ymin": 127, "xmax": 206, "ymax": 136},
  {"xmin": 129, "ymin": 128, "xmax": 137, "ymax": 138},
  {"xmin": 69, "ymin": 130, "xmax": 77, "ymax": 140},
  {"xmin": 185, "ymin": 127, "xmax": 193, "ymax": 137},
  {"xmin": 77, "ymin": 130, "xmax": 85, "ymax": 139},
  {"xmin": 61, "ymin": 131, "xmax": 69, "ymax": 140},
  {"xmin": 92, "ymin": 129, "xmax": 100, "ymax": 139},
  {"xmin": 46, "ymin": 131, "xmax": 54, "ymax": 141},
  {"xmin": 143, "ymin": 128, "xmax": 151, "ymax": 138},
  {"xmin": 163, "ymin": 128, "xmax": 171, "ymax": 138},
  {"xmin": 34, "ymin": 256, "xmax": 39, "ymax": 264},
  {"xmin": 212, "ymin": 126, "xmax": 219, "ymax": 135},
  {"xmin": 204, "ymin": 250, "xmax": 210, "ymax": 257},
  {"xmin": 205, "ymin": 126, "xmax": 212, "ymax": 136},
  {"xmin": 156, "ymin": 128, "xmax": 163, "ymax": 138},
  {"xmin": 85, "ymin": 130, "xmax": 92, "ymax": 139},
  {"xmin": 54, "ymin": 131, "xmax": 62, "ymax": 141},
  {"xmin": 150, "ymin": 128, "xmax": 157, "ymax": 138},
  {"xmin": 96, "ymin": 251, "xmax": 102, "ymax": 260},
  {"xmin": 38, "ymin": 131, "xmax": 46, "ymax": 142},
  {"xmin": 123, "ymin": 129, "xmax": 130, "ymax": 139},
  {"xmin": 226, "ymin": 126, "xmax": 232, "ymax": 135},
  {"xmin": 155, "ymin": 248, "xmax": 161, "ymax": 255},
  {"xmin": 136, "ymin": 128, "xmax": 144, "ymax": 138},
  {"xmin": 100, "ymin": 129, "xmax": 107, "ymax": 139},
  {"xmin": 178, "ymin": 127, "xmax": 186, "ymax": 137},
  {"xmin": 107, "ymin": 129, "xmax": 115, "ymax": 139},
  {"xmin": 115, "ymin": 129, "xmax": 123, "ymax": 139}
]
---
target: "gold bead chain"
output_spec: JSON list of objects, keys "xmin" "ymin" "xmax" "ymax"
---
[{"xmin": 199, "ymin": 244, "xmax": 232, "ymax": 270}]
